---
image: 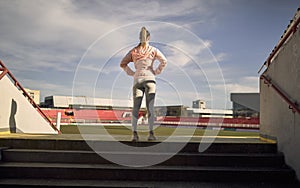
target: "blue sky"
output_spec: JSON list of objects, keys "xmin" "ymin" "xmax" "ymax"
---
[{"xmin": 0, "ymin": 0, "xmax": 299, "ymax": 109}]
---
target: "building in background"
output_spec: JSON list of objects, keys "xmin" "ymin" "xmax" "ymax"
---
[
  {"xmin": 188, "ymin": 99, "xmax": 233, "ymax": 118},
  {"xmin": 155, "ymin": 105, "xmax": 189, "ymax": 117},
  {"xmin": 24, "ymin": 88, "xmax": 40, "ymax": 105},
  {"xmin": 192, "ymin": 99, "xmax": 206, "ymax": 109},
  {"xmin": 41, "ymin": 95, "xmax": 146, "ymax": 109},
  {"xmin": 41, "ymin": 96, "xmax": 234, "ymax": 118},
  {"xmin": 230, "ymin": 93, "xmax": 259, "ymax": 118}
]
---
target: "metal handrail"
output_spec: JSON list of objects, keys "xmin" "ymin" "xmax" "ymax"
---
[
  {"xmin": 266, "ymin": 17, "xmax": 300, "ymax": 66},
  {"xmin": 0, "ymin": 60, "xmax": 61, "ymax": 133},
  {"xmin": 258, "ymin": 10, "xmax": 300, "ymax": 73},
  {"xmin": 260, "ymin": 74, "xmax": 300, "ymax": 115}
]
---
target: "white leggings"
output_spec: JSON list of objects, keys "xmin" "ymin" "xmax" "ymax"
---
[{"xmin": 132, "ymin": 80, "xmax": 156, "ymax": 132}]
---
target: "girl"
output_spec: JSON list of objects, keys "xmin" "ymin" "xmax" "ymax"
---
[{"xmin": 120, "ymin": 27, "xmax": 167, "ymax": 142}]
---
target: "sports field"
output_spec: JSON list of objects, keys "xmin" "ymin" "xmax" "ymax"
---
[
  {"xmin": 61, "ymin": 124, "xmax": 259, "ymax": 137},
  {"xmin": 0, "ymin": 124, "xmax": 264, "ymax": 144}
]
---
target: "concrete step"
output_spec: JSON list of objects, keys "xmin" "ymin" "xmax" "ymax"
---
[
  {"xmin": 0, "ymin": 162, "xmax": 296, "ymax": 182},
  {"xmin": 0, "ymin": 178, "xmax": 299, "ymax": 188},
  {"xmin": 1, "ymin": 137, "xmax": 297, "ymax": 186},
  {"xmin": 2, "ymin": 149, "xmax": 286, "ymax": 167},
  {"xmin": 0, "ymin": 138, "xmax": 278, "ymax": 153}
]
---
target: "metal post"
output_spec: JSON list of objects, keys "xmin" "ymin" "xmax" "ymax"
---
[{"xmin": 56, "ymin": 112, "xmax": 61, "ymax": 131}]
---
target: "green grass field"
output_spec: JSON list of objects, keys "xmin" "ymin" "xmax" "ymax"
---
[{"xmin": 61, "ymin": 124, "xmax": 259, "ymax": 137}]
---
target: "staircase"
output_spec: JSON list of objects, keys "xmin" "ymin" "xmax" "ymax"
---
[{"xmin": 0, "ymin": 137, "xmax": 299, "ymax": 187}]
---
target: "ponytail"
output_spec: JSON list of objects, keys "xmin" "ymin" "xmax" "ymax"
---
[{"xmin": 139, "ymin": 27, "xmax": 150, "ymax": 47}]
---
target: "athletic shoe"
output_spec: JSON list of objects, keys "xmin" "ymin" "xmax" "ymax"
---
[
  {"xmin": 148, "ymin": 131, "xmax": 156, "ymax": 141},
  {"xmin": 132, "ymin": 131, "xmax": 139, "ymax": 142}
]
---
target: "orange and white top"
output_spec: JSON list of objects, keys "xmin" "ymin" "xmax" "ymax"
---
[{"xmin": 120, "ymin": 45, "xmax": 167, "ymax": 84}]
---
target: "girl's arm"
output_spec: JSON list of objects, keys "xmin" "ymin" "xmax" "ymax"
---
[
  {"xmin": 154, "ymin": 49, "xmax": 167, "ymax": 75},
  {"xmin": 120, "ymin": 51, "xmax": 135, "ymax": 76}
]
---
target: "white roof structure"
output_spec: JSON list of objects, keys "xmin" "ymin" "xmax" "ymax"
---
[
  {"xmin": 44, "ymin": 95, "xmax": 146, "ymax": 108},
  {"xmin": 186, "ymin": 108, "xmax": 233, "ymax": 118}
]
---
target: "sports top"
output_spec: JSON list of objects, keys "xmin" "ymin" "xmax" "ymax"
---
[{"xmin": 120, "ymin": 45, "xmax": 167, "ymax": 84}]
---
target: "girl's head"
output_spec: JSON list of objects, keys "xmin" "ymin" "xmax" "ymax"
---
[{"xmin": 139, "ymin": 27, "xmax": 150, "ymax": 46}]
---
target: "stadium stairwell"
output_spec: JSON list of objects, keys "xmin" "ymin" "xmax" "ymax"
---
[{"xmin": 0, "ymin": 6, "xmax": 299, "ymax": 187}]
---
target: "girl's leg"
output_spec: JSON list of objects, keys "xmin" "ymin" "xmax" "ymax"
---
[
  {"xmin": 132, "ymin": 83, "xmax": 144, "ymax": 132},
  {"xmin": 132, "ymin": 96, "xmax": 143, "ymax": 132},
  {"xmin": 146, "ymin": 93, "xmax": 155, "ymax": 131},
  {"xmin": 145, "ymin": 81, "xmax": 156, "ymax": 132}
]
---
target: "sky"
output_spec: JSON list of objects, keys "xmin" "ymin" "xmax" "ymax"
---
[{"xmin": 0, "ymin": 0, "xmax": 299, "ymax": 109}]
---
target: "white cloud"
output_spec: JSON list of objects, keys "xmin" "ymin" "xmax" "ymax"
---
[
  {"xmin": 0, "ymin": 0, "xmax": 119, "ymax": 72},
  {"xmin": 212, "ymin": 76, "xmax": 259, "ymax": 94},
  {"xmin": 0, "ymin": 0, "xmax": 254, "ymax": 108},
  {"xmin": 166, "ymin": 39, "xmax": 213, "ymax": 66},
  {"xmin": 22, "ymin": 78, "xmax": 72, "ymax": 98},
  {"xmin": 0, "ymin": 0, "xmax": 221, "ymax": 73},
  {"xmin": 225, "ymin": 76, "xmax": 259, "ymax": 92}
]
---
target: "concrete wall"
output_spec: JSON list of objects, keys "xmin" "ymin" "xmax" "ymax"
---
[
  {"xmin": 260, "ymin": 27, "xmax": 300, "ymax": 179},
  {"xmin": 0, "ymin": 74, "xmax": 58, "ymax": 134}
]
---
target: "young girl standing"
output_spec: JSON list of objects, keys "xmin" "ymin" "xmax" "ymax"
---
[{"xmin": 120, "ymin": 27, "xmax": 167, "ymax": 142}]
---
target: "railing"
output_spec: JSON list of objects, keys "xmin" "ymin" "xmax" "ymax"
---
[
  {"xmin": 260, "ymin": 74, "xmax": 300, "ymax": 115},
  {"xmin": 0, "ymin": 60, "xmax": 60, "ymax": 133},
  {"xmin": 258, "ymin": 11, "xmax": 300, "ymax": 73}
]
